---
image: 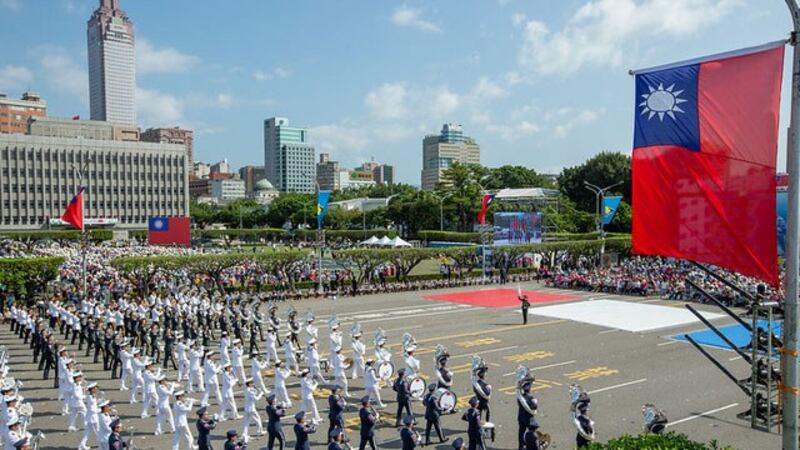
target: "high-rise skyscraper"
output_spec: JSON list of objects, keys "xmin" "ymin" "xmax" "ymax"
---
[
  {"xmin": 421, "ymin": 123, "xmax": 480, "ymax": 190},
  {"xmin": 264, "ymin": 117, "xmax": 316, "ymax": 193},
  {"xmin": 87, "ymin": 0, "xmax": 136, "ymax": 125}
]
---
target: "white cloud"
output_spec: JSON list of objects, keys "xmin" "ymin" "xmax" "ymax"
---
[
  {"xmin": 309, "ymin": 125, "xmax": 371, "ymax": 154},
  {"xmin": 391, "ymin": 6, "xmax": 442, "ymax": 33},
  {"xmin": 470, "ymin": 77, "xmax": 508, "ymax": 100},
  {"xmin": 137, "ymin": 87, "xmax": 184, "ymax": 127},
  {"xmin": 0, "ymin": 65, "xmax": 34, "ymax": 92},
  {"xmin": 0, "ymin": 0, "xmax": 19, "ymax": 10},
  {"xmin": 30, "ymin": 45, "xmax": 87, "ymax": 100},
  {"xmin": 486, "ymin": 121, "xmax": 540, "ymax": 141},
  {"xmin": 511, "ymin": 13, "xmax": 527, "ymax": 27},
  {"xmin": 552, "ymin": 108, "xmax": 604, "ymax": 137},
  {"xmin": 429, "ymin": 88, "xmax": 460, "ymax": 118},
  {"xmin": 253, "ymin": 67, "xmax": 291, "ymax": 81},
  {"xmin": 518, "ymin": 0, "xmax": 740, "ymax": 75},
  {"xmin": 364, "ymin": 83, "xmax": 408, "ymax": 120},
  {"xmin": 137, "ymin": 39, "xmax": 199, "ymax": 75}
]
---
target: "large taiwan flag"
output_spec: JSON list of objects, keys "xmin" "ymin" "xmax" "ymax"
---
[
  {"xmin": 148, "ymin": 216, "xmax": 191, "ymax": 247},
  {"xmin": 631, "ymin": 42, "xmax": 784, "ymax": 286}
]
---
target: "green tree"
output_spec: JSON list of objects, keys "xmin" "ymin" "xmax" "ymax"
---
[
  {"xmin": 558, "ymin": 151, "xmax": 631, "ymax": 212},
  {"xmin": 386, "ymin": 190, "xmax": 440, "ymax": 236},
  {"xmin": 265, "ymin": 193, "xmax": 313, "ymax": 228},
  {"xmin": 484, "ymin": 165, "xmax": 555, "ymax": 190}
]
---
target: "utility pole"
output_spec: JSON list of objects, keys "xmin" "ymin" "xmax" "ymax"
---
[
  {"xmin": 782, "ymin": 2, "xmax": 800, "ymax": 448},
  {"xmin": 583, "ymin": 181, "xmax": 623, "ymax": 266}
]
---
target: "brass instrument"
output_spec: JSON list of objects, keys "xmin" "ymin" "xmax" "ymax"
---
[
  {"xmin": 342, "ymin": 357, "xmax": 354, "ymax": 370},
  {"xmin": 569, "ymin": 384, "xmax": 590, "ymax": 416},
  {"xmin": 30, "ymin": 430, "xmax": 46, "ymax": 450},
  {"xmin": 18, "ymin": 402, "xmax": 33, "ymax": 435},
  {"xmin": 515, "ymin": 365, "xmax": 537, "ymax": 416},
  {"xmin": 642, "ymin": 403, "xmax": 668, "ymax": 434},
  {"xmin": 471, "ymin": 355, "xmax": 490, "ymax": 400},
  {"xmin": 535, "ymin": 430, "xmax": 551, "ymax": 449}
]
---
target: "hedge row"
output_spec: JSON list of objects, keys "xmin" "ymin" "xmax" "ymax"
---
[
  {"xmin": 0, "ymin": 230, "xmax": 114, "ymax": 241},
  {"xmin": 0, "ymin": 257, "xmax": 64, "ymax": 301},
  {"xmin": 585, "ymin": 432, "xmax": 734, "ymax": 450},
  {"xmin": 416, "ymin": 230, "xmax": 632, "ymax": 244}
]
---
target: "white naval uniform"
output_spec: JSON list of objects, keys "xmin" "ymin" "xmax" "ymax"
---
[
  {"xmin": 201, "ymin": 359, "xmax": 223, "ymax": 411},
  {"xmin": 221, "ymin": 370, "xmax": 240, "ymax": 420},
  {"xmin": 79, "ymin": 393, "xmax": 100, "ymax": 449},
  {"xmin": 220, "ymin": 337, "xmax": 231, "ymax": 365},
  {"xmin": 404, "ymin": 354, "xmax": 421, "ymax": 379},
  {"xmin": 251, "ymin": 357, "xmax": 270, "ymax": 398},
  {"xmin": 300, "ymin": 375, "xmax": 321, "ymax": 424},
  {"xmin": 264, "ymin": 331, "xmax": 280, "ymax": 364},
  {"xmin": 364, "ymin": 366, "xmax": 386, "ymax": 408},
  {"xmin": 332, "ymin": 353, "xmax": 350, "ymax": 397},
  {"xmin": 97, "ymin": 412, "xmax": 113, "ymax": 450},
  {"xmin": 241, "ymin": 386, "xmax": 265, "ymax": 441},
  {"xmin": 351, "ymin": 338, "xmax": 366, "ymax": 379},
  {"xmin": 231, "ymin": 345, "xmax": 247, "ymax": 384},
  {"xmin": 306, "ymin": 345, "xmax": 327, "ymax": 383},
  {"xmin": 130, "ymin": 357, "xmax": 146, "ymax": 402},
  {"xmin": 284, "ymin": 339, "xmax": 300, "ymax": 373},
  {"xmin": 188, "ymin": 348, "xmax": 203, "ymax": 392},
  {"xmin": 273, "ymin": 366, "xmax": 292, "ymax": 408},
  {"xmin": 68, "ymin": 380, "xmax": 87, "ymax": 430},
  {"xmin": 155, "ymin": 383, "xmax": 176, "ymax": 435},
  {"xmin": 172, "ymin": 398, "xmax": 195, "ymax": 450},
  {"xmin": 176, "ymin": 341, "xmax": 189, "ymax": 381},
  {"xmin": 119, "ymin": 348, "xmax": 133, "ymax": 390},
  {"xmin": 141, "ymin": 369, "xmax": 159, "ymax": 418}
]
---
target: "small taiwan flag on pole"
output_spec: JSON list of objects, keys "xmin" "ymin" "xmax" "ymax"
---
[
  {"xmin": 61, "ymin": 187, "xmax": 85, "ymax": 231},
  {"xmin": 477, "ymin": 194, "xmax": 495, "ymax": 225}
]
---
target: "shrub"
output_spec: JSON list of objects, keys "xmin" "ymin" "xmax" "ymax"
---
[
  {"xmin": 0, "ymin": 257, "xmax": 64, "ymax": 302},
  {"xmin": 585, "ymin": 432, "xmax": 735, "ymax": 450},
  {"xmin": 296, "ymin": 229, "xmax": 397, "ymax": 240},
  {"xmin": 417, "ymin": 230, "xmax": 482, "ymax": 243}
]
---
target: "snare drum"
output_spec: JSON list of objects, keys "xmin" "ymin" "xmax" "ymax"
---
[
  {"xmin": 432, "ymin": 388, "xmax": 457, "ymax": 413},
  {"xmin": 408, "ymin": 376, "xmax": 426, "ymax": 400}
]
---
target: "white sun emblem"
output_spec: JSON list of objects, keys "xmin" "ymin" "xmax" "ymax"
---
[
  {"xmin": 639, "ymin": 83, "xmax": 687, "ymax": 122},
  {"xmin": 155, "ymin": 220, "xmax": 164, "ymax": 229}
]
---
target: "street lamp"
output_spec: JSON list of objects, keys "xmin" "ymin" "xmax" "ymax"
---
[
  {"xmin": 435, "ymin": 192, "xmax": 453, "ymax": 231},
  {"xmin": 583, "ymin": 180, "xmax": 624, "ymax": 265}
]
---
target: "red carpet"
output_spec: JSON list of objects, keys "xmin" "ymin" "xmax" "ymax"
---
[{"xmin": 425, "ymin": 288, "xmax": 578, "ymax": 308}]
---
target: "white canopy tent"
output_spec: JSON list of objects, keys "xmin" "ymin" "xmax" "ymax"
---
[
  {"xmin": 388, "ymin": 236, "xmax": 412, "ymax": 247},
  {"xmin": 361, "ymin": 236, "xmax": 380, "ymax": 246},
  {"xmin": 378, "ymin": 236, "xmax": 393, "ymax": 246}
]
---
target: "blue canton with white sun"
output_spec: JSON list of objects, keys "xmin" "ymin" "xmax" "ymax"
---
[{"xmin": 633, "ymin": 64, "xmax": 700, "ymax": 152}]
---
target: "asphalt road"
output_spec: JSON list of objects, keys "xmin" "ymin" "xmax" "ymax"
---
[{"xmin": 4, "ymin": 281, "xmax": 779, "ymax": 449}]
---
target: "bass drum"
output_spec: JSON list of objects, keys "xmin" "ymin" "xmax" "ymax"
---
[
  {"xmin": 408, "ymin": 376, "xmax": 427, "ymax": 400},
  {"xmin": 378, "ymin": 361, "xmax": 395, "ymax": 381},
  {"xmin": 433, "ymin": 388, "xmax": 457, "ymax": 414}
]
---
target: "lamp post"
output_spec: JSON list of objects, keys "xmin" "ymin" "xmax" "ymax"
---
[
  {"xmin": 436, "ymin": 193, "xmax": 453, "ymax": 231},
  {"xmin": 583, "ymin": 180, "xmax": 623, "ymax": 266}
]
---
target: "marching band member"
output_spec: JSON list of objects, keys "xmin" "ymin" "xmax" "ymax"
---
[
  {"xmin": 176, "ymin": 336, "xmax": 190, "ymax": 382},
  {"xmin": 250, "ymin": 352, "xmax": 271, "ymax": 398},
  {"xmin": 221, "ymin": 363, "xmax": 242, "ymax": 421},
  {"xmin": 97, "ymin": 400, "xmax": 114, "ymax": 450},
  {"xmin": 452, "ymin": 437, "xmax": 467, "ymax": 450},
  {"xmin": 172, "ymin": 390, "xmax": 195, "ymax": 450},
  {"xmin": 364, "ymin": 360, "xmax": 386, "ymax": 409},
  {"xmin": 304, "ymin": 311, "xmax": 318, "ymax": 348},
  {"xmin": 265, "ymin": 327, "xmax": 280, "ymax": 366},
  {"xmin": 273, "ymin": 361, "xmax": 292, "ymax": 409},
  {"xmin": 231, "ymin": 339, "xmax": 247, "ymax": 386},
  {"xmin": 57, "ymin": 351, "xmax": 71, "ymax": 414},
  {"xmin": 196, "ymin": 407, "xmax": 217, "ymax": 450},
  {"xmin": 358, "ymin": 395, "xmax": 378, "ymax": 450},
  {"xmin": 268, "ymin": 304, "xmax": 281, "ymax": 345},
  {"xmin": 224, "ymin": 429, "xmax": 245, "ymax": 450},
  {"xmin": 423, "ymin": 383, "xmax": 447, "ymax": 445},
  {"xmin": 574, "ymin": 401, "xmax": 595, "ymax": 448},
  {"xmin": 67, "ymin": 371, "xmax": 87, "ymax": 432},
  {"xmin": 350, "ymin": 323, "xmax": 365, "ymax": 380},
  {"xmin": 118, "ymin": 341, "xmax": 132, "ymax": 391},
  {"xmin": 130, "ymin": 349, "xmax": 145, "ymax": 403},
  {"xmin": 141, "ymin": 359, "xmax": 160, "ymax": 418},
  {"xmin": 374, "ymin": 329, "xmax": 391, "ymax": 385},
  {"xmin": 284, "ymin": 332, "xmax": 300, "ymax": 374},
  {"xmin": 332, "ymin": 347, "xmax": 351, "ymax": 398},
  {"xmin": 523, "ymin": 419, "xmax": 541, "ymax": 450},
  {"xmin": 266, "ymin": 394, "xmax": 286, "ymax": 450},
  {"xmin": 328, "ymin": 315, "xmax": 342, "ymax": 357},
  {"xmin": 78, "ymin": 382, "xmax": 100, "ymax": 450},
  {"xmin": 155, "ymin": 376, "xmax": 176, "ymax": 435},
  {"xmin": 472, "ymin": 359, "xmax": 493, "ymax": 442},
  {"xmin": 287, "ymin": 309, "xmax": 301, "ymax": 350},
  {"xmin": 188, "ymin": 343, "xmax": 204, "ymax": 393},
  {"xmin": 463, "ymin": 397, "xmax": 484, "ymax": 450},
  {"xmin": 435, "ymin": 346, "xmax": 453, "ymax": 390},
  {"xmin": 327, "ymin": 385, "xmax": 346, "ymax": 441},
  {"xmin": 1, "ymin": 396, "xmax": 19, "ymax": 448},
  {"xmin": 306, "ymin": 339, "xmax": 327, "ymax": 384},
  {"xmin": 299, "ymin": 369, "xmax": 322, "ymax": 425},
  {"xmin": 220, "ymin": 332, "xmax": 231, "ymax": 366},
  {"xmin": 293, "ymin": 411, "xmax": 317, "ymax": 450},
  {"xmin": 6, "ymin": 418, "xmax": 26, "ymax": 450},
  {"xmin": 517, "ymin": 377, "xmax": 537, "ymax": 450},
  {"xmin": 393, "ymin": 368, "xmax": 413, "ymax": 428},
  {"xmin": 328, "ymin": 426, "xmax": 346, "ymax": 450},
  {"xmin": 402, "ymin": 333, "xmax": 420, "ymax": 379},
  {"xmin": 202, "ymin": 351, "xmax": 223, "ymax": 414},
  {"xmin": 399, "ymin": 414, "xmax": 419, "ymax": 450},
  {"xmin": 107, "ymin": 418, "xmax": 125, "ymax": 450},
  {"xmin": 241, "ymin": 378, "xmax": 265, "ymax": 442}
]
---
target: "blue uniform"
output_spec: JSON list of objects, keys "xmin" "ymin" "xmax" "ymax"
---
[
  {"xmin": 394, "ymin": 377, "xmax": 413, "ymax": 425},
  {"xmin": 267, "ymin": 404, "xmax": 286, "ymax": 450},
  {"xmin": 517, "ymin": 393, "xmax": 537, "ymax": 450},
  {"xmin": 328, "ymin": 394, "xmax": 345, "ymax": 438},
  {"xmin": 197, "ymin": 419, "xmax": 216, "ymax": 450},
  {"xmin": 423, "ymin": 392, "xmax": 445, "ymax": 444},
  {"xmin": 463, "ymin": 407, "xmax": 484, "ymax": 450},
  {"xmin": 400, "ymin": 427, "xmax": 418, "ymax": 450},
  {"xmin": 293, "ymin": 423, "xmax": 316, "ymax": 450},
  {"xmin": 523, "ymin": 429, "xmax": 539, "ymax": 450},
  {"xmin": 359, "ymin": 407, "xmax": 377, "ymax": 450}
]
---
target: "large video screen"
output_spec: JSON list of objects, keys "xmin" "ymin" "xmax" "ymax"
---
[{"xmin": 493, "ymin": 212, "xmax": 542, "ymax": 245}]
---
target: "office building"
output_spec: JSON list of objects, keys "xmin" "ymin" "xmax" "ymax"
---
[
  {"xmin": 210, "ymin": 159, "xmax": 232, "ymax": 176},
  {"xmin": 87, "ymin": 0, "xmax": 136, "ymax": 125},
  {"xmin": 316, "ymin": 153, "xmax": 340, "ymax": 191},
  {"xmin": 0, "ymin": 92, "xmax": 47, "ymax": 134},
  {"xmin": 193, "ymin": 161, "xmax": 210, "ymax": 179},
  {"xmin": 239, "ymin": 165, "xmax": 267, "ymax": 193},
  {"xmin": 372, "ymin": 164, "xmax": 395, "ymax": 185},
  {"xmin": 338, "ymin": 171, "xmax": 375, "ymax": 190},
  {"xmin": 421, "ymin": 123, "xmax": 480, "ymax": 190},
  {"xmin": 0, "ymin": 134, "xmax": 188, "ymax": 229},
  {"xmin": 263, "ymin": 117, "xmax": 315, "ymax": 193},
  {"xmin": 28, "ymin": 116, "xmax": 139, "ymax": 142},
  {"xmin": 141, "ymin": 127, "xmax": 194, "ymax": 174},
  {"xmin": 209, "ymin": 179, "xmax": 245, "ymax": 201}
]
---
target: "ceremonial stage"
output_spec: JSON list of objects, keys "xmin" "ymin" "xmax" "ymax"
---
[{"xmin": 4, "ymin": 283, "xmax": 777, "ymax": 449}]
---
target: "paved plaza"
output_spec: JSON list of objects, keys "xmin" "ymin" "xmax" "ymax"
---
[{"xmin": 6, "ymin": 281, "xmax": 779, "ymax": 449}]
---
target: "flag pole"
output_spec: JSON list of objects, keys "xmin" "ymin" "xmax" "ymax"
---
[
  {"xmin": 783, "ymin": 1, "xmax": 800, "ymax": 448},
  {"xmin": 73, "ymin": 161, "xmax": 88, "ymax": 306}
]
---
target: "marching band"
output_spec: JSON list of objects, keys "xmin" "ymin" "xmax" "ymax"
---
[{"xmin": 0, "ymin": 292, "xmax": 675, "ymax": 450}]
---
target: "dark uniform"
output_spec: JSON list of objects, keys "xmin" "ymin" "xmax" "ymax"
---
[
  {"xmin": 517, "ymin": 391, "xmax": 537, "ymax": 450},
  {"xmin": 358, "ymin": 405, "xmax": 377, "ymax": 450},
  {"xmin": 523, "ymin": 426, "xmax": 540, "ymax": 450},
  {"xmin": 400, "ymin": 426, "xmax": 418, "ymax": 450},
  {"xmin": 293, "ymin": 423, "xmax": 316, "ymax": 450},
  {"xmin": 519, "ymin": 295, "xmax": 530, "ymax": 325},
  {"xmin": 328, "ymin": 393, "xmax": 345, "ymax": 440},
  {"xmin": 463, "ymin": 406, "xmax": 484, "ymax": 450},
  {"xmin": 266, "ymin": 403, "xmax": 286, "ymax": 450},
  {"xmin": 108, "ymin": 431, "xmax": 128, "ymax": 449},
  {"xmin": 163, "ymin": 332, "xmax": 177, "ymax": 369},
  {"xmin": 423, "ymin": 390, "xmax": 446, "ymax": 444},
  {"xmin": 576, "ymin": 413, "xmax": 594, "ymax": 448},
  {"xmin": 197, "ymin": 417, "xmax": 217, "ymax": 450},
  {"xmin": 473, "ymin": 375, "xmax": 493, "ymax": 441},
  {"xmin": 394, "ymin": 374, "xmax": 413, "ymax": 426}
]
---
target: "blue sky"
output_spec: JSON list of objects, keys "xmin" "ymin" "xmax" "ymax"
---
[{"xmin": 0, "ymin": 0, "xmax": 793, "ymax": 184}]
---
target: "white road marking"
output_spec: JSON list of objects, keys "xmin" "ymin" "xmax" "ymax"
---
[
  {"xmin": 729, "ymin": 356, "xmax": 743, "ymax": 361},
  {"xmin": 667, "ymin": 403, "xmax": 740, "ymax": 427},
  {"xmin": 503, "ymin": 360, "xmax": 576, "ymax": 377},
  {"xmin": 641, "ymin": 299, "xmax": 663, "ymax": 304},
  {"xmin": 657, "ymin": 340, "xmax": 681, "ymax": 346},
  {"xmin": 588, "ymin": 378, "xmax": 648, "ymax": 394},
  {"xmin": 598, "ymin": 329, "xmax": 619, "ymax": 335}
]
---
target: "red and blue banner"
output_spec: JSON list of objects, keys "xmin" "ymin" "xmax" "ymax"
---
[
  {"xmin": 477, "ymin": 194, "xmax": 495, "ymax": 225},
  {"xmin": 148, "ymin": 216, "xmax": 191, "ymax": 247},
  {"xmin": 631, "ymin": 41, "xmax": 784, "ymax": 285}
]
